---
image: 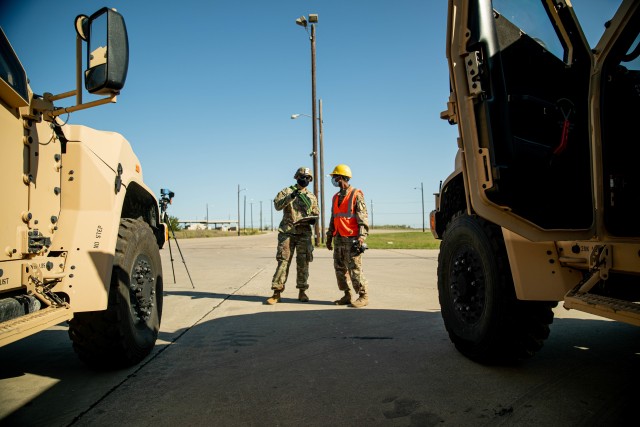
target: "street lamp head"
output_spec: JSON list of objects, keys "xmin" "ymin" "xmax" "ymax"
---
[
  {"xmin": 291, "ymin": 113, "xmax": 313, "ymax": 120},
  {"xmin": 308, "ymin": 14, "xmax": 318, "ymax": 23},
  {"xmin": 295, "ymin": 16, "xmax": 308, "ymax": 27}
]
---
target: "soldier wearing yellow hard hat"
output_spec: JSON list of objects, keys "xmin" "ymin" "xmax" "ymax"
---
[
  {"xmin": 266, "ymin": 167, "xmax": 319, "ymax": 305},
  {"xmin": 326, "ymin": 164, "xmax": 370, "ymax": 307}
]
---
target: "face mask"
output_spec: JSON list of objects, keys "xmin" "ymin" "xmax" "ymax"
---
[
  {"xmin": 297, "ymin": 178, "xmax": 310, "ymax": 188},
  {"xmin": 331, "ymin": 177, "xmax": 340, "ymax": 187}
]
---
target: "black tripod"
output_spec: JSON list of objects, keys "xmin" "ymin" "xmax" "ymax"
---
[{"xmin": 160, "ymin": 190, "xmax": 195, "ymax": 289}]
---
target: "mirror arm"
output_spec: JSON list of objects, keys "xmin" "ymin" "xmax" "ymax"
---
[
  {"xmin": 45, "ymin": 94, "xmax": 117, "ymax": 119},
  {"xmin": 46, "ymin": 35, "xmax": 84, "ymax": 103},
  {"xmin": 76, "ymin": 34, "xmax": 82, "ymax": 105},
  {"xmin": 45, "ymin": 90, "xmax": 77, "ymax": 102}
]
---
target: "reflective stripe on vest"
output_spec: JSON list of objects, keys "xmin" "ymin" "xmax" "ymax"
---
[{"xmin": 332, "ymin": 187, "xmax": 361, "ymax": 237}]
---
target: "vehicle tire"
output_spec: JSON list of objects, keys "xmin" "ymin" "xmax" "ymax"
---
[
  {"xmin": 437, "ymin": 213, "xmax": 555, "ymax": 363},
  {"xmin": 69, "ymin": 218, "xmax": 163, "ymax": 369}
]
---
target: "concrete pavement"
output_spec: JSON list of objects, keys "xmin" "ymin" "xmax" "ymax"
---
[{"xmin": 0, "ymin": 232, "xmax": 639, "ymax": 426}]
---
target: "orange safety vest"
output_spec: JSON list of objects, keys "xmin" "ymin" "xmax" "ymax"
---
[{"xmin": 331, "ymin": 186, "xmax": 362, "ymax": 237}]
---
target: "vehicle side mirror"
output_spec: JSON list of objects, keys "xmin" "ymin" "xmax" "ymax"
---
[{"xmin": 78, "ymin": 8, "xmax": 129, "ymax": 95}]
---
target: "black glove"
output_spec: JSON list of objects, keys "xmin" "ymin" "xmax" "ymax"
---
[
  {"xmin": 291, "ymin": 190, "xmax": 299, "ymax": 198},
  {"xmin": 351, "ymin": 239, "xmax": 368, "ymax": 256},
  {"xmin": 309, "ymin": 218, "xmax": 316, "ymax": 225}
]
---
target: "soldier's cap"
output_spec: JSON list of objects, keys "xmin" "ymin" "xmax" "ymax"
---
[{"xmin": 294, "ymin": 167, "xmax": 313, "ymax": 181}]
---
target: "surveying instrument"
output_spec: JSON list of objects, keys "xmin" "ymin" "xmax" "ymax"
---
[{"xmin": 159, "ymin": 189, "xmax": 195, "ymax": 288}]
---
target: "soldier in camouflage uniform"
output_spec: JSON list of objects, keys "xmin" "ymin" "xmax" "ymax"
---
[
  {"xmin": 266, "ymin": 167, "xmax": 319, "ymax": 305},
  {"xmin": 326, "ymin": 164, "xmax": 370, "ymax": 308}
]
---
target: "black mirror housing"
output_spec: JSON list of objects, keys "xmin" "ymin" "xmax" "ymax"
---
[{"xmin": 84, "ymin": 8, "xmax": 129, "ymax": 95}]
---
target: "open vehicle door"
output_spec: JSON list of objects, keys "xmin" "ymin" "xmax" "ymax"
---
[{"xmin": 446, "ymin": 0, "xmax": 640, "ymax": 241}]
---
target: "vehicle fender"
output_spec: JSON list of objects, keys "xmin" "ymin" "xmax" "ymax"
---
[
  {"xmin": 502, "ymin": 228, "xmax": 582, "ymax": 301},
  {"xmin": 432, "ymin": 150, "xmax": 469, "ymax": 238},
  {"xmin": 50, "ymin": 125, "xmax": 158, "ymax": 313}
]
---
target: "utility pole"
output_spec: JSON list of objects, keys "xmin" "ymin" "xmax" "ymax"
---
[
  {"xmin": 319, "ymin": 98, "xmax": 325, "ymax": 244},
  {"xmin": 420, "ymin": 182, "xmax": 425, "ymax": 232},
  {"xmin": 413, "ymin": 183, "xmax": 426, "ymax": 231},
  {"xmin": 237, "ymin": 185, "xmax": 244, "ymax": 236},
  {"xmin": 250, "ymin": 201, "xmax": 254, "ymax": 230},
  {"xmin": 260, "ymin": 201, "xmax": 263, "ymax": 231}
]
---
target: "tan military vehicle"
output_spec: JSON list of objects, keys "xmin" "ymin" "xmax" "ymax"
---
[
  {"xmin": 431, "ymin": 0, "xmax": 640, "ymax": 362},
  {"xmin": 0, "ymin": 8, "xmax": 165, "ymax": 368}
]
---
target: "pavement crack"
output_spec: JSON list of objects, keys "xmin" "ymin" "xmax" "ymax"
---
[
  {"xmin": 345, "ymin": 336, "xmax": 394, "ymax": 340},
  {"xmin": 187, "ymin": 267, "xmax": 267, "ymax": 327}
]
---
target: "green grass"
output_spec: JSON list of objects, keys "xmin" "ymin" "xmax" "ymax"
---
[
  {"xmin": 366, "ymin": 231, "xmax": 440, "ymax": 249},
  {"xmin": 171, "ymin": 229, "xmax": 264, "ymax": 239},
  {"xmin": 169, "ymin": 228, "xmax": 441, "ymax": 250}
]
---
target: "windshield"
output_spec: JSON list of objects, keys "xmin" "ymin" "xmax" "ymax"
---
[
  {"xmin": 572, "ymin": 0, "xmax": 623, "ymax": 47},
  {"xmin": 492, "ymin": 0, "xmax": 622, "ymax": 63},
  {"xmin": 0, "ymin": 27, "xmax": 28, "ymax": 103}
]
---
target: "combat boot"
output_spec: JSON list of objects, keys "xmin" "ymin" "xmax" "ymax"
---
[
  {"xmin": 298, "ymin": 290, "xmax": 309, "ymax": 302},
  {"xmin": 266, "ymin": 290, "xmax": 282, "ymax": 305},
  {"xmin": 334, "ymin": 290, "xmax": 352, "ymax": 305},
  {"xmin": 350, "ymin": 294, "xmax": 368, "ymax": 308}
]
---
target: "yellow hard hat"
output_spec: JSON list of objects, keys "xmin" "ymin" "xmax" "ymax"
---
[{"xmin": 329, "ymin": 164, "xmax": 352, "ymax": 178}]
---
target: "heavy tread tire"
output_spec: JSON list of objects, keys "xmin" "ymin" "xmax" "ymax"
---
[
  {"xmin": 437, "ymin": 213, "xmax": 556, "ymax": 364},
  {"xmin": 68, "ymin": 218, "xmax": 163, "ymax": 369}
]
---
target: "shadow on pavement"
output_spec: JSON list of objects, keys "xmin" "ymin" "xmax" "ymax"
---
[
  {"xmin": 0, "ymin": 309, "xmax": 639, "ymax": 426},
  {"xmin": 165, "ymin": 290, "xmax": 337, "ymax": 306}
]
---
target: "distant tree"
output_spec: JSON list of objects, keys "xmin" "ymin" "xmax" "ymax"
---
[{"xmin": 167, "ymin": 215, "xmax": 181, "ymax": 231}]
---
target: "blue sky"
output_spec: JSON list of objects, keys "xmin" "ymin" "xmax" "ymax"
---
[{"xmin": 0, "ymin": 1, "xmax": 618, "ymax": 229}]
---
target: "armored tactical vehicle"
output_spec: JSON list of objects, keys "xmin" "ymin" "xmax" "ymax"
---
[
  {"xmin": 431, "ymin": 0, "xmax": 640, "ymax": 362},
  {"xmin": 0, "ymin": 8, "xmax": 165, "ymax": 368}
]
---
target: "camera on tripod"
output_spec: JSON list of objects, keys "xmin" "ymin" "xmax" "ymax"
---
[
  {"xmin": 157, "ymin": 188, "xmax": 195, "ymax": 288},
  {"xmin": 351, "ymin": 239, "xmax": 368, "ymax": 256},
  {"xmin": 159, "ymin": 188, "xmax": 175, "ymax": 213}
]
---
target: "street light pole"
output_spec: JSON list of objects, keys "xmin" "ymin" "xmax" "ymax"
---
[
  {"xmin": 296, "ymin": 13, "xmax": 320, "ymax": 246},
  {"xmin": 311, "ymin": 20, "xmax": 320, "ymax": 246},
  {"xmin": 310, "ymin": 20, "xmax": 320, "ymax": 246}
]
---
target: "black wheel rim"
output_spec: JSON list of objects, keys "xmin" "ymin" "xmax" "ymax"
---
[
  {"xmin": 449, "ymin": 246, "xmax": 486, "ymax": 325},
  {"xmin": 129, "ymin": 253, "xmax": 156, "ymax": 325}
]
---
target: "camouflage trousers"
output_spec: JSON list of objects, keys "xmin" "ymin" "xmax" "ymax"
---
[
  {"xmin": 271, "ymin": 232, "xmax": 314, "ymax": 291},
  {"xmin": 332, "ymin": 235, "xmax": 368, "ymax": 296}
]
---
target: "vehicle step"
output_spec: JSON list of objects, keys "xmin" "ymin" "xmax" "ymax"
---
[
  {"xmin": 564, "ymin": 291, "xmax": 640, "ymax": 326},
  {"xmin": 0, "ymin": 306, "xmax": 73, "ymax": 347}
]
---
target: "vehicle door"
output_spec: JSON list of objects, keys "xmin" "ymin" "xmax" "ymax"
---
[{"xmin": 447, "ymin": 0, "xmax": 637, "ymax": 241}]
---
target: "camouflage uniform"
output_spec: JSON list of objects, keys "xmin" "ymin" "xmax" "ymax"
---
[
  {"xmin": 327, "ymin": 187, "xmax": 369, "ymax": 297},
  {"xmin": 271, "ymin": 185, "xmax": 319, "ymax": 292}
]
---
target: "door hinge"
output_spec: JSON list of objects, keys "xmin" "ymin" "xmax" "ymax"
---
[{"xmin": 465, "ymin": 51, "xmax": 483, "ymax": 97}]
